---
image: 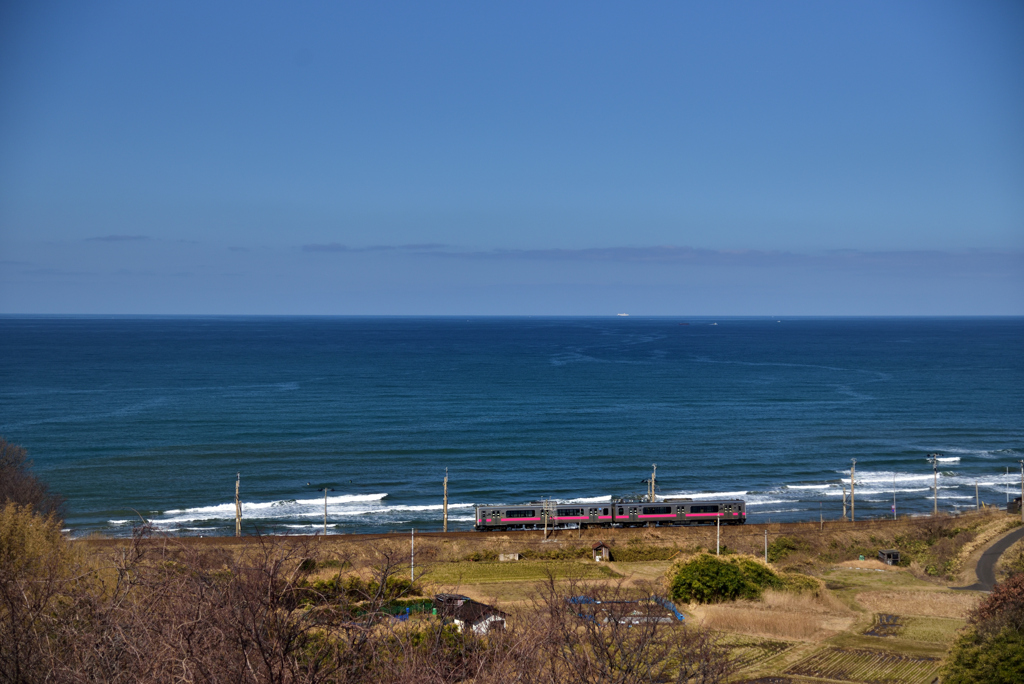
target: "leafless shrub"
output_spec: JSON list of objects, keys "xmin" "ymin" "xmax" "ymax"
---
[
  {"xmin": 0, "ymin": 438, "xmax": 65, "ymax": 519},
  {"xmin": 3, "ymin": 513, "xmax": 731, "ymax": 684},
  {"xmin": 529, "ymin": 576, "xmax": 732, "ymax": 684}
]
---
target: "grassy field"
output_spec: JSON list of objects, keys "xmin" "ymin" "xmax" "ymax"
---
[
  {"xmin": 899, "ymin": 616, "xmax": 966, "ymax": 644},
  {"xmin": 423, "ymin": 559, "xmax": 620, "ymax": 584},
  {"xmin": 784, "ymin": 646, "xmax": 942, "ymax": 684}
]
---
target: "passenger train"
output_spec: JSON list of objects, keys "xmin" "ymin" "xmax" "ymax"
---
[{"xmin": 474, "ymin": 498, "xmax": 745, "ymax": 530}]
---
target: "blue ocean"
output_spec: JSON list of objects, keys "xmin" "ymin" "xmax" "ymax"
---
[{"xmin": 1, "ymin": 316, "xmax": 1021, "ymax": 537}]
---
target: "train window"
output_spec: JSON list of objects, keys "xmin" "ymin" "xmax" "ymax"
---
[
  {"xmin": 642, "ymin": 506, "xmax": 672, "ymax": 515},
  {"xmin": 603, "ymin": 508, "xmax": 609, "ymax": 516},
  {"xmin": 556, "ymin": 508, "xmax": 584, "ymax": 517},
  {"xmin": 504, "ymin": 510, "xmax": 535, "ymax": 518},
  {"xmin": 690, "ymin": 505, "xmax": 719, "ymax": 514},
  {"xmin": 617, "ymin": 508, "xmax": 624, "ymax": 515}
]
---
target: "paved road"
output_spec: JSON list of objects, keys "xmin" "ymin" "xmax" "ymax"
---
[{"xmin": 955, "ymin": 524, "xmax": 1024, "ymax": 592}]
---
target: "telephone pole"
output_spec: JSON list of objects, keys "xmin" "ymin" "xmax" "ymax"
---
[
  {"xmin": 235, "ymin": 473, "xmax": 242, "ymax": 537},
  {"xmin": 443, "ymin": 468, "xmax": 449, "ymax": 533},
  {"xmin": 850, "ymin": 459, "xmax": 856, "ymax": 522},
  {"xmin": 893, "ymin": 473, "xmax": 897, "ymax": 521},
  {"xmin": 929, "ymin": 454, "xmax": 940, "ymax": 516},
  {"xmin": 1019, "ymin": 461, "xmax": 1023, "ymax": 523}
]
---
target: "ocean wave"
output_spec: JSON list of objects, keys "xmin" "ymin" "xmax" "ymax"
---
[
  {"xmin": 148, "ymin": 495, "xmax": 484, "ymax": 527},
  {"xmin": 823, "ymin": 487, "xmax": 929, "ymax": 496},
  {"xmin": 666, "ymin": 490, "xmax": 748, "ymax": 500},
  {"xmin": 930, "ymin": 447, "xmax": 1021, "ymax": 460},
  {"xmin": 745, "ymin": 498, "xmax": 789, "ymax": 506}
]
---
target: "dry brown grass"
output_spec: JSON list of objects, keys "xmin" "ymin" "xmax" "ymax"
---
[
  {"xmin": 855, "ymin": 589, "xmax": 982, "ymax": 619},
  {"xmin": 696, "ymin": 588, "xmax": 852, "ymax": 641},
  {"xmin": 761, "ymin": 587, "xmax": 850, "ymax": 615},
  {"xmin": 994, "ymin": 536, "xmax": 1024, "ymax": 582},
  {"xmin": 700, "ymin": 605, "xmax": 825, "ymax": 640}
]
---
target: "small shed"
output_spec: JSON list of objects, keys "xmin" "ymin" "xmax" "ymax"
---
[
  {"xmin": 878, "ymin": 549, "xmax": 901, "ymax": 566},
  {"xmin": 434, "ymin": 594, "xmax": 508, "ymax": 635},
  {"xmin": 498, "ymin": 553, "xmax": 520, "ymax": 562},
  {"xmin": 592, "ymin": 541, "xmax": 611, "ymax": 562}
]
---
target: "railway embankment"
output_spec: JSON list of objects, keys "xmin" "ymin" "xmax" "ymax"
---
[{"xmin": 79, "ymin": 508, "xmax": 1019, "ymax": 584}]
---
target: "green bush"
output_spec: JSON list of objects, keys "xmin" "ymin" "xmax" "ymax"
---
[
  {"xmin": 778, "ymin": 572, "xmax": 824, "ymax": 595},
  {"xmin": 668, "ymin": 554, "xmax": 782, "ymax": 604},
  {"xmin": 767, "ymin": 536, "xmax": 809, "ymax": 563},
  {"xmin": 942, "ymin": 626, "xmax": 1024, "ymax": 684},
  {"xmin": 941, "ymin": 571, "xmax": 1024, "ymax": 683}
]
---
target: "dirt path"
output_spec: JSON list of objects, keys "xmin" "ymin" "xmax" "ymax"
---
[{"xmin": 954, "ymin": 525, "xmax": 1024, "ymax": 592}]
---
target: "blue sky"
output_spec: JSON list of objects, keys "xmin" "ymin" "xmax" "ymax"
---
[{"xmin": 1, "ymin": 1, "xmax": 1022, "ymax": 314}]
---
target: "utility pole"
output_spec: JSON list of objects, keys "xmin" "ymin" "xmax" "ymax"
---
[
  {"xmin": 651, "ymin": 464, "xmax": 657, "ymax": 502},
  {"xmin": 1019, "ymin": 461, "xmax": 1023, "ymax": 523},
  {"xmin": 976, "ymin": 481, "xmax": 980, "ymax": 511},
  {"xmin": 764, "ymin": 529, "xmax": 768, "ymax": 563},
  {"xmin": 443, "ymin": 468, "xmax": 449, "ymax": 533},
  {"xmin": 716, "ymin": 515, "xmax": 720, "ymax": 555},
  {"xmin": 235, "ymin": 473, "xmax": 242, "ymax": 538},
  {"xmin": 318, "ymin": 486, "xmax": 334, "ymax": 535},
  {"xmin": 850, "ymin": 459, "xmax": 856, "ymax": 522},
  {"xmin": 411, "ymin": 528, "xmax": 415, "ymax": 583},
  {"xmin": 842, "ymin": 483, "xmax": 847, "ymax": 521},
  {"xmin": 929, "ymin": 454, "xmax": 940, "ymax": 516},
  {"xmin": 893, "ymin": 473, "xmax": 897, "ymax": 521}
]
